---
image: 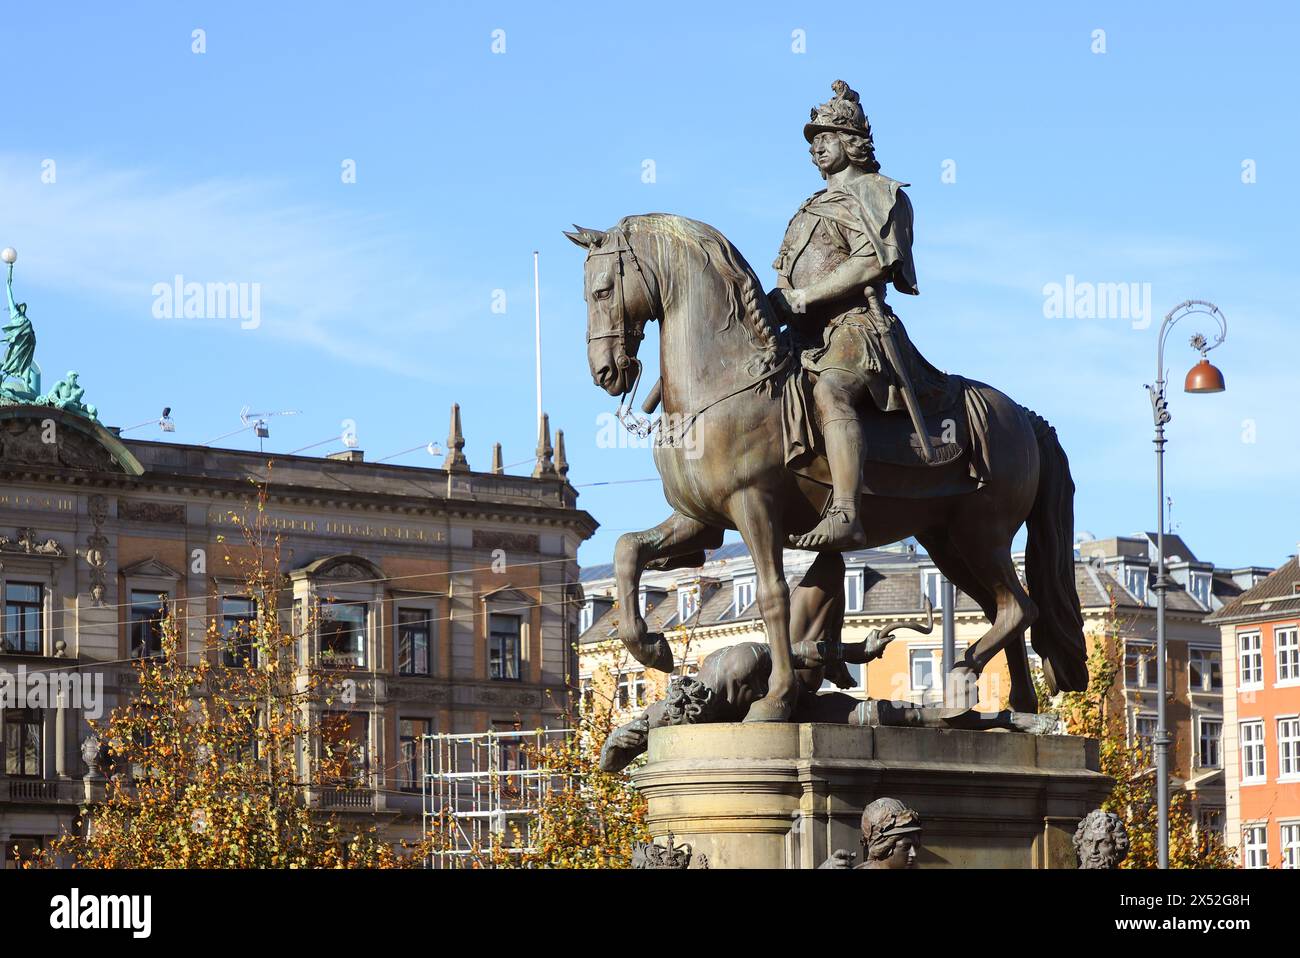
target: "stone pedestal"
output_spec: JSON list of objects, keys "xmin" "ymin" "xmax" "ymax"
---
[{"xmin": 633, "ymin": 723, "xmax": 1112, "ymax": 869}]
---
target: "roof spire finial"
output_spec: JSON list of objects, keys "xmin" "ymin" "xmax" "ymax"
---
[
  {"xmin": 443, "ymin": 402, "xmax": 469, "ymax": 472},
  {"xmin": 532, "ymin": 412, "xmax": 556, "ymax": 479}
]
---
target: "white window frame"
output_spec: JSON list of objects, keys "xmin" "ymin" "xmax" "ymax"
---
[
  {"xmin": 1277, "ymin": 715, "xmax": 1300, "ymax": 781},
  {"xmin": 1281, "ymin": 820, "xmax": 1300, "ymax": 870},
  {"xmin": 1238, "ymin": 631, "xmax": 1263, "ymax": 690},
  {"xmin": 578, "ymin": 600, "xmax": 594, "ymax": 635},
  {"xmin": 1187, "ymin": 646, "xmax": 1223, "ymax": 693},
  {"xmin": 1132, "ymin": 712, "xmax": 1158, "ymax": 755},
  {"xmin": 1275, "ymin": 625, "xmax": 1299, "ymax": 686},
  {"xmin": 909, "ymin": 648, "xmax": 936, "ymax": 692},
  {"xmin": 616, "ymin": 668, "xmax": 646, "ymax": 711},
  {"xmin": 1240, "ymin": 719, "xmax": 1267, "ymax": 784},
  {"xmin": 733, "ymin": 576, "xmax": 756, "ymax": 616},
  {"xmin": 1242, "ymin": 822, "xmax": 1269, "ymax": 869},
  {"xmin": 843, "ymin": 569, "xmax": 864, "ymax": 614},
  {"xmin": 1197, "ymin": 716, "xmax": 1222, "ymax": 769},
  {"xmin": 677, "ymin": 586, "xmax": 699, "ymax": 624}
]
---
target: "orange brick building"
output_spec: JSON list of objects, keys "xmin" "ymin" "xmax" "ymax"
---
[{"xmin": 1207, "ymin": 555, "xmax": 1300, "ymax": 868}]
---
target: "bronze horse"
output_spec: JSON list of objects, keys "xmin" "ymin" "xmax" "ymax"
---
[{"xmin": 567, "ymin": 213, "xmax": 1086, "ymax": 721}]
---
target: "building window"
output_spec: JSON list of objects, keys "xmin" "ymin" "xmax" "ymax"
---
[
  {"xmin": 2, "ymin": 582, "xmax": 42, "ymax": 654},
  {"xmin": 129, "ymin": 591, "xmax": 168, "ymax": 660},
  {"xmin": 1242, "ymin": 824, "xmax": 1268, "ymax": 869},
  {"xmin": 922, "ymin": 571, "xmax": 943, "ymax": 610},
  {"xmin": 220, "ymin": 596, "xmax": 257, "ymax": 667},
  {"xmin": 1240, "ymin": 720, "xmax": 1266, "ymax": 783},
  {"xmin": 1277, "ymin": 627, "xmax": 1299, "ymax": 683},
  {"xmin": 844, "ymin": 570, "xmax": 864, "ymax": 614},
  {"xmin": 320, "ymin": 600, "xmax": 367, "ymax": 669},
  {"xmin": 1238, "ymin": 632, "xmax": 1263, "ymax": 688},
  {"xmin": 1281, "ymin": 822, "xmax": 1300, "ymax": 869},
  {"xmin": 1198, "ymin": 807, "xmax": 1224, "ymax": 834},
  {"xmin": 1133, "ymin": 714, "xmax": 1158, "ymax": 755},
  {"xmin": 319, "ymin": 711, "xmax": 369, "ymax": 785},
  {"xmin": 909, "ymin": 649, "xmax": 936, "ymax": 692},
  {"xmin": 398, "ymin": 718, "xmax": 431, "ymax": 792},
  {"xmin": 3, "ymin": 707, "xmax": 42, "ymax": 777},
  {"xmin": 488, "ymin": 613, "xmax": 521, "ymax": 681},
  {"xmin": 1188, "ymin": 648, "xmax": 1222, "ymax": 692},
  {"xmin": 1124, "ymin": 642, "xmax": 1155, "ymax": 690},
  {"xmin": 4, "ymin": 836, "xmax": 44, "ymax": 870},
  {"xmin": 397, "ymin": 609, "xmax": 432, "ymax": 676},
  {"xmin": 1187, "ymin": 571, "xmax": 1211, "ymax": 607},
  {"xmin": 1198, "ymin": 718, "xmax": 1222, "ymax": 768},
  {"xmin": 677, "ymin": 587, "xmax": 699, "ymax": 623},
  {"xmin": 1124, "ymin": 565, "xmax": 1148, "ymax": 604},
  {"xmin": 579, "ymin": 675, "xmax": 595, "ymax": 713},
  {"xmin": 617, "ymin": 669, "xmax": 646, "ymax": 710},
  {"xmin": 578, "ymin": 600, "xmax": 594, "ymax": 634},
  {"xmin": 733, "ymin": 577, "xmax": 756, "ymax": 615},
  {"xmin": 1278, "ymin": 717, "xmax": 1300, "ymax": 779}
]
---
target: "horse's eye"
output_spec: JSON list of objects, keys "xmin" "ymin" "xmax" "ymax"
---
[{"xmin": 593, "ymin": 287, "xmax": 612, "ymax": 301}]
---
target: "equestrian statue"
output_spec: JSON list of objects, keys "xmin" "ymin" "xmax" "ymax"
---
[{"xmin": 567, "ymin": 81, "xmax": 1087, "ymax": 723}]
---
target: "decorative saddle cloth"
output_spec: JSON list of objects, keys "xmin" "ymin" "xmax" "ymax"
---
[{"xmin": 779, "ymin": 366, "xmax": 993, "ymax": 500}]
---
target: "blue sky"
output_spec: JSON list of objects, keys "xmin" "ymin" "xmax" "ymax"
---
[{"xmin": 3, "ymin": 1, "xmax": 1296, "ymax": 569}]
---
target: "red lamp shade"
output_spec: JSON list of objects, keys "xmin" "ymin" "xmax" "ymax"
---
[{"xmin": 1184, "ymin": 358, "xmax": 1226, "ymax": 394}]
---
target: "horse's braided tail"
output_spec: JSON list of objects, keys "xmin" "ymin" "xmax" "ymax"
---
[{"xmin": 1024, "ymin": 409, "xmax": 1088, "ymax": 694}]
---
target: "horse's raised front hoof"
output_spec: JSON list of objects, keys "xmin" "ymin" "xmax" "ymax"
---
[{"xmin": 625, "ymin": 633, "xmax": 675, "ymax": 674}]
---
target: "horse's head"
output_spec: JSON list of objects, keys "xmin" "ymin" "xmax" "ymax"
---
[{"xmin": 564, "ymin": 222, "xmax": 659, "ymax": 397}]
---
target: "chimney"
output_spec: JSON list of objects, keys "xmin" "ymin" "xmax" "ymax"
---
[
  {"xmin": 491, "ymin": 442, "xmax": 504, "ymax": 475},
  {"xmin": 443, "ymin": 403, "xmax": 469, "ymax": 472},
  {"xmin": 326, "ymin": 449, "xmax": 364, "ymax": 463}
]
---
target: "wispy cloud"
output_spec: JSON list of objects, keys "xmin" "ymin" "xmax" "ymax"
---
[{"xmin": 0, "ymin": 154, "xmax": 475, "ymax": 379}]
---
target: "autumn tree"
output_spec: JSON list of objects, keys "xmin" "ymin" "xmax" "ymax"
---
[
  {"xmin": 39, "ymin": 483, "xmax": 426, "ymax": 868},
  {"xmin": 1040, "ymin": 594, "xmax": 1235, "ymax": 868}
]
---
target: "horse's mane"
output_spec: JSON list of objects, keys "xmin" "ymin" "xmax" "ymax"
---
[{"xmin": 622, "ymin": 214, "xmax": 786, "ymax": 386}]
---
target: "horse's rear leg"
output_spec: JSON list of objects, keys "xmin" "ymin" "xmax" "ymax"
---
[
  {"xmin": 614, "ymin": 512, "xmax": 722, "ymax": 673},
  {"xmin": 915, "ymin": 532, "xmax": 1038, "ymax": 713},
  {"xmin": 945, "ymin": 537, "xmax": 1038, "ymax": 711}
]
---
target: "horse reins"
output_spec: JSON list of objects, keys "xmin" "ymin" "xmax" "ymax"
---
[{"xmin": 586, "ymin": 224, "xmax": 788, "ymax": 442}]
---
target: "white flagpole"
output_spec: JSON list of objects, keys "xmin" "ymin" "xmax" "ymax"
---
[{"xmin": 533, "ymin": 250, "xmax": 543, "ymax": 429}]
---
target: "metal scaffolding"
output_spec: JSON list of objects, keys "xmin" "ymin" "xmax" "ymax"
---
[{"xmin": 422, "ymin": 727, "xmax": 571, "ymax": 868}]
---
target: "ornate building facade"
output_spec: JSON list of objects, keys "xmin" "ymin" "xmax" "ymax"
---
[{"xmin": 0, "ymin": 404, "xmax": 595, "ymax": 862}]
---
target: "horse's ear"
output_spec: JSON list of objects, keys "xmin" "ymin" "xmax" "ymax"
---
[{"xmin": 563, "ymin": 225, "xmax": 606, "ymax": 249}]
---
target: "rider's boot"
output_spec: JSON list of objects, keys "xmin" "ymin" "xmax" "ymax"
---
[{"xmin": 789, "ymin": 418, "xmax": 869, "ymax": 551}]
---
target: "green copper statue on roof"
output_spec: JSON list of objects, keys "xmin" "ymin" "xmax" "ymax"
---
[{"xmin": 1, "ymin": 248, "xmax": 98, "ymax": 422}]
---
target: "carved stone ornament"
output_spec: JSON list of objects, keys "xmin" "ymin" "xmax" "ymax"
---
[
  {"xmin": 0, "ymin": 526, "xmax": 66, "ymax": 556},
  {"xmin": 630, "ymin": 832, "xmax": 708, "ymax": 869},
  {"xmin": 118, "ymin": 498, "xmax": 186, "ymax": 524}
]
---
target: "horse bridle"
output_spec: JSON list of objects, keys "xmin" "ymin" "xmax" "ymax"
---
[{"xmin": 584, "ymin": 226, "xmax": 658, "ymax": 436}]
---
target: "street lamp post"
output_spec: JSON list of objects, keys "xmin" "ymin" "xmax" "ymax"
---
[{"xmin": 1146, "ymin": 299, "xmax": 1227, "ymax": 869}]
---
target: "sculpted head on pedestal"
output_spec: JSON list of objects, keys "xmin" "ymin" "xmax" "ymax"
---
[
  {"xmin": 1074, "ymin": 809, "xmax": 1129, "ymax": 869},
  {"xmin": 861, "ymin": 797, "xmax": 922, "ymax": 869}
]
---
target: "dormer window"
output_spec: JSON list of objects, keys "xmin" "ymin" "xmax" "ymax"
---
[
  {"xmin": 1188, "ymin": 571, "xmax": 1211, "ymax": 607},
  {"xmin": 678, "ymin": 587, "xmax": 699, "ymax": 623},
  {"xmin": 844, "ymin": 570, "xmax": 864, "ymax": 614},
  {"xmin": 1124, "ymin": 565, "xmax": 1148, "ymax": 604},
  {"xmin": 733, "ymin": 577, "xmax": 756, "ymax": 615},
  {"xmin": 579, "ymin": 600, "xmax": 594, "ymax": 634}
]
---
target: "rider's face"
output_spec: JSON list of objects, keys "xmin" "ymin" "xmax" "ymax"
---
[{"xmin": 810, "ymin": 133, "xmax": 849, "ymax": 176}]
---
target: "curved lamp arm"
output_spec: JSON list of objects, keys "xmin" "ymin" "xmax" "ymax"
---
[{"xmin": 1147, "ymin": 299, "xmax": 1228, "ymax": 425}]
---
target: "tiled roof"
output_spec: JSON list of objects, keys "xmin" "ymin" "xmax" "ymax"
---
[{"xmin": 1206, "ymin": 556, "xmax": 1300, "ymax": 624}]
